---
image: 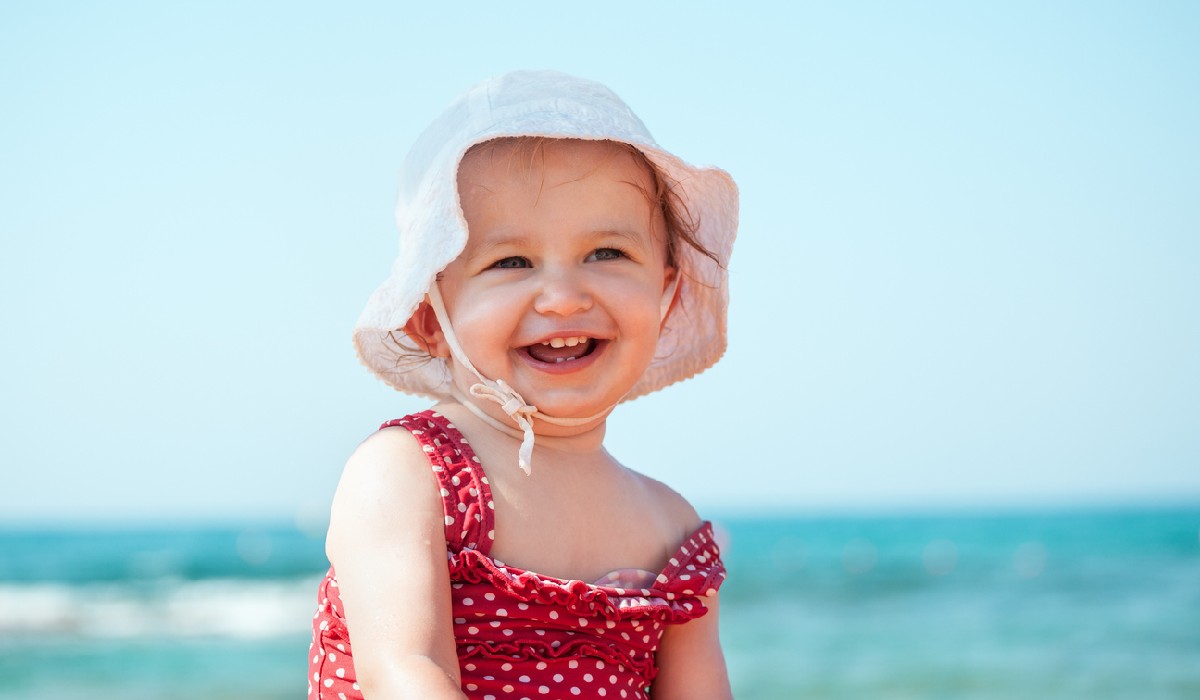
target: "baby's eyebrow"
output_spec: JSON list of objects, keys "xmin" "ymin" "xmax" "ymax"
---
[
  {"xmin": 590, "ymin": 228, "xmax": 652, "ymax": 247},
  {"xmin": 462, "ymin": 234, "xmax": 534, "ymax": 261}
]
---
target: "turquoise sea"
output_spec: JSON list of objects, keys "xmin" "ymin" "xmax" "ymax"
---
[{"xmin": 1, "ymin": 505, "xmax": 1197, "ymax": 699}]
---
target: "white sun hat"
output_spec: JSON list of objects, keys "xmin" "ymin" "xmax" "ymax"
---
[{"xmin": 353, "ymin": 69, "xmax": 739, "ymax": 407}]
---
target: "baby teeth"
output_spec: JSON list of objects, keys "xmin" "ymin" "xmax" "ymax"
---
[
  {"xmin": 543, "ymin": 336, "xmax": 589, "ymax": 348},
  {"xmin": 555, "ymin": 356, "xmax": 578, "ymax": 363}
]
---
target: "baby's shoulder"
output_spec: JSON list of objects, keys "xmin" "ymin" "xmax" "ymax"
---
[
  {"xmin": 623, "ymin": 467, "xmax": 703, "ymax": 540},
  {"xmin": 326, "ymin": 419, "xmax": 444, "ymax": 559},
  {"xmin": 343, "ymin": 420, "xmax": 433, "ymax": 479}
]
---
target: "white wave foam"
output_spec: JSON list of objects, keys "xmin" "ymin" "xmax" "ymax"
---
[{"xmin": 0, "ymin": 576, "xmax": 322, "ymax": 639}]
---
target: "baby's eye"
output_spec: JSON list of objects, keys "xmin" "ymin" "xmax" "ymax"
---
[
  {"xmin": 587, "ymin": 248, "xmax": 626, "ymax": 262},
  {"xmin": 490, "ymin": 256, "xmax": 531, "ymax": 269}
]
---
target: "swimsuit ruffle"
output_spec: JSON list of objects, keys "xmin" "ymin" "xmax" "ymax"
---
[
  {"xmin": 459, "ymin": 637, "xmax": 661, "ymax": 681},
  {"xmin": 447, "ymin": 522, "xmax": 726, "ymax": 624}
]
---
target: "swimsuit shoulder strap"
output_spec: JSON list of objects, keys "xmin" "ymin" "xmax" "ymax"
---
[{"xmin": 380, "ymin": 411, "xmax": 496, "ymax": 554}]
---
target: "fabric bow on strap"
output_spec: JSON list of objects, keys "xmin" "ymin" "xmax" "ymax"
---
[{"xmin": 468, "ymin": 379, "xmax": 538, "ymax": 475}]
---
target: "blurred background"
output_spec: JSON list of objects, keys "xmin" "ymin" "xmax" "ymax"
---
[{"xmin": 2, "ymin": 2, "xmax": 1198, "ymax": 698}]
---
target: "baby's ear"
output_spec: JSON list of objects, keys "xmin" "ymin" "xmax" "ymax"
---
[
  {"xmin": 659, "ymin": 266, "xmax": 680, "ymax": 326},
  {"xmin": 403, "ymin": 298, "xmax": 449, "ymax": 357}
]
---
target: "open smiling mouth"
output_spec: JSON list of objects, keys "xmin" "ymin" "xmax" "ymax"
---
[{"xmin": 522, "ymin": 336, "xmax": 601, "ymax": 364}]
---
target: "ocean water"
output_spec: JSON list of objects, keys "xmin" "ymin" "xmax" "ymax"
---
[{"xmin": 1, "ymin": 506, "xmax": 1197, "ymax": 699}]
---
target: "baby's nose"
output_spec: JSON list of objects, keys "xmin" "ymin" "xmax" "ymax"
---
[{"xmin": 532, "ymin": 269, "xmax": 593, "ymax": 316}]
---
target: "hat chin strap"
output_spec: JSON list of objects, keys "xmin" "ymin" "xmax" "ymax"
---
[{"xmin": 425, "ymin": 283, "xmax": 618, "ymax": 475}]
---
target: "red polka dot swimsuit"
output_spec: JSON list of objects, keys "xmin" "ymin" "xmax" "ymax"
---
[{"xmin": 309, "ymin": 411, "xmax": 727, "ymax": 699}]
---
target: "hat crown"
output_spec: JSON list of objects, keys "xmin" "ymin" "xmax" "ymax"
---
[{"xmin": 397, "ymin": 71, "xmax": 655, "ymax": 227}]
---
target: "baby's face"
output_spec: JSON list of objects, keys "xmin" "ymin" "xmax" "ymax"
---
[{"xmin": 438, "ymin": 138, "xmax": 676, "ymax": 420}]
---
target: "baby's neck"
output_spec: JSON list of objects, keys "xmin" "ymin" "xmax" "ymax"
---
[{"xmin": 435, "ymin": 400, "xmax": 608, "ymax": 459}]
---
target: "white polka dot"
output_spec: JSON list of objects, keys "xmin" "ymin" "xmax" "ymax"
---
[
  {"xmin": 497, "ymin": 608, "xmax": 508, "ymax": 616},
  {"xmin": 539, "ymin": 687, "xmax": 549, "ymax": 695},
  {"xmin": 444, "ymin": 515, "xmax": 455, "ymax": 526},
  {"xmin": 568, "ymin": 660, "xmax": 578, "ymax": 669},
  {"xmin": 553, "ymin": 674, "xmax": 564, "ymax": 682},
  {"xmin": 458, "ymin": 503, "xmax": 468, "ymax": 513},
  {"xmin": 503, "ymin": 685, "xmax": 514, "ymax": 693},
  {"xmin": 485, "ymin": 593, "xmax": 496, "ymax": 601},
  {"xmin": 468, "ymin": 626, "xmax": 479, "ymax": 634},
  {"xmin": 336, "ymin": 667, "xmax": 345, "ymax": 678},
  {"xmin": 328, "ymin": 653, "xmax": 336, "ymax": 662},
  {"xmin": 536, "ymin": 661, "xmax": 548, "ymax": 670},
  {"xmin": 519, "ymin": 675, "xmax": 531, "ymax": 682},
  {"xmin": 463, "ymin": 598, "xmax": 474, "ymax": 605},
  {"xmin": 584, "ymin": 674, "xmax": 593, "ymax": 682},
  {"xmin": 502, "ymin": 663, "xmax": 513, "ymax": 671},
  {"xmin": 323, "ymin": 679, "xmax": 333, "ymax": 688},
  {"xmin": 467, "ymin": 684, "xmax": 478, "ymax": 691},
  {"xmin": 570, "ymin": 688, "xmax": 580, "ymax": 696}
]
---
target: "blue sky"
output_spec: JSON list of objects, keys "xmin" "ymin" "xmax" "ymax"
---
[{"xmin": 2, "ymin": 2, "xmax": 1197, "ymax": 522}]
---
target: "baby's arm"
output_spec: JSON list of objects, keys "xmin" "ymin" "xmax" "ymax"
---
[
  {"xmin": 652, "ymin": 593, "xmax": 733, "ymax": 699},
  {"xmin": 637, "ymin": 480, "xmax": 734, "ymax": 699},
  {"xmin": 325, "ymin": 427, "xmax": 467, "ymax": 699}
]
